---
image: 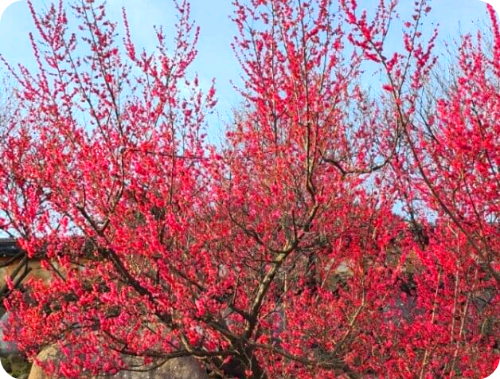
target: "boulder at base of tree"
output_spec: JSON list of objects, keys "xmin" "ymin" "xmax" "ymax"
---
[{"xmin": 28, "ymin": 347, "xmax": 208, "ymax": 379}]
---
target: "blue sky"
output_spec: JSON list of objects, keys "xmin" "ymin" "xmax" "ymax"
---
[{"xmin": 0, "ymin": 0, "xmax": 497, "ymax": 135}]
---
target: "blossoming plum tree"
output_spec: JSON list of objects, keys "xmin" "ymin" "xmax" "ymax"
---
[{"xmin": 0, "ymin": 0, "xmax": 498, "ymax": 378}]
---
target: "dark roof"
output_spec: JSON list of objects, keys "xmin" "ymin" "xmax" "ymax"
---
[{"xmin": 0, "ymin": 239, "xmax": 23, "ymax": 258}]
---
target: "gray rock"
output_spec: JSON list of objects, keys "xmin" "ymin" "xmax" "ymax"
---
[{"xmin": 0, "ymin": 312, "xmax": 20, "ymax": 356}]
